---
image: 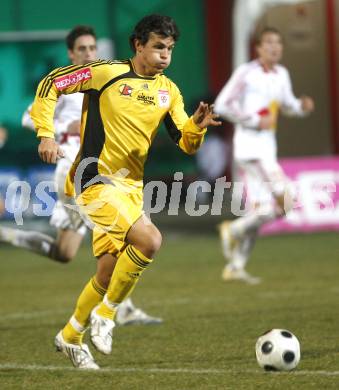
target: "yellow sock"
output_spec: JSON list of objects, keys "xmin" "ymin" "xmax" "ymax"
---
[
  {"xmin": 96, "ymin": 245, "xmax": 153, "ymax": 319},
  {"xmin": 62, "ymin": 276, "xmax": 106, "ymax": 344}
]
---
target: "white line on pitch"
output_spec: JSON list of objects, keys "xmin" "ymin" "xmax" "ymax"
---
[
  {"xmin": 0, "ymin": 364, "xmax": 229, "ymax": 374},
  {"xmin": 1, "ymin": 364, "xmax": 339, "ymax": 376},
  {"xmin": 0, "ymin": 309, "xmax": 70, "ymax": 321},
  {"xmin": 0, "ymin": 298, "xmax": 192, "ymax": 322}
]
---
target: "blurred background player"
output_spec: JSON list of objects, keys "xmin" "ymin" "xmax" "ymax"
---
[
  {"xmin": 0, "ymin": 25, "xmax": 161, "ymax": 326},
  {"xmin": 214, "ymin": 27, "xmax": 314, "ymax": 284}
]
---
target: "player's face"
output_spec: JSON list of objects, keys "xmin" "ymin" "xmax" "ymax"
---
[
  {"xmin": 135, "ymin": 33, "xmax": 175, "ymax": 75},
  {"xmin": 68, "ymin": 34, "xmax": 97, "ymax": 65},
  {"xmin": 257, "ymin": 33, "xmax": 283, "ymax": 66}
]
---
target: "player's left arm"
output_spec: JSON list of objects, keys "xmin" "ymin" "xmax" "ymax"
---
[
  {"xmin": 165, "ymin": 85, "xmax": 221, "ymax": 155},
  {"xmin": 281, "ymin": 68, "xmax": 315, "ymax": 117}
]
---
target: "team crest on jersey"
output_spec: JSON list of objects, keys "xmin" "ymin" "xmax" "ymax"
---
[
  {"xmin": 158, "ymin": 90, "xmax": 170, "ymax": 108},
  {"xmin": 119, "ymin": 84, "xmax": 133, "ymax": 96},
  {"xmin": 54, "ymin": 68, "xmax": 92, "ymax": 90},
  {"xmin": 141, "ymin": 83, "xmax": 149, "ymax": 90}
]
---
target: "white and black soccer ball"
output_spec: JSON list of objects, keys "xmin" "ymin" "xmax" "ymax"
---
[{"xmin": 255, "ymin": 329, "xmax": 300, "ymax": 371}]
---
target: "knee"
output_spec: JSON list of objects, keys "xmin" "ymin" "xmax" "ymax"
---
[
  {"xmin": 135, "ymin": 226, "xmax": 162, "ymax": 258},
  {"xmin": 148, "ymin": 227, "xmax": 162, "ymax": 254},
  {"xmin": 50, "ymin": 246, "xmax": 74, "ymax": 263}
]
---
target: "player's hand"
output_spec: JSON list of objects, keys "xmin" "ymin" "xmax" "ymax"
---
[
  {"xmin": 67, "ymin": 120, "xmax": 81, "ymax": 135},
  {"xmin": 193, "ymin": 102, "xmax": 222, "ymax": 129},
  {"xmin": 300, "ymin": 96, "xmax": 314, "ymax": 113},
  {"xmin": 38, "ymin": 137, "xmax": 64, "ymax": 164},
  {"xmin": 258, "ymin": 113, "xmax": 275, "ymax": 130}
]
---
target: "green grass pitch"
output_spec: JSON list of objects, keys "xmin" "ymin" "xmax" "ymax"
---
[{"xmin": 1, "ymin": 231, "xmax": 339, "ymax": 389}]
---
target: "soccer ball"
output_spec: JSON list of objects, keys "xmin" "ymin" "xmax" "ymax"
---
[{"xmin": 255, "ymin": 329, "xmax": 300, "ymax": 371}]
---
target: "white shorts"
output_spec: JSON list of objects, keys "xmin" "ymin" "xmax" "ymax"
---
[
  {"xmin": 49, "ymin": 157, "xmax": 87, "ymax": 236},
  {"xmin": 234, "ymin": 158, "xmax": 292, "ymax": 205}
]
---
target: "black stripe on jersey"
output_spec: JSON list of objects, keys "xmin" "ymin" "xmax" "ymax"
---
[
  {"xmin": 41, "ymin": 62, "xmax": 104, "ymax": 98},
  {"xmin": 40, "ymin": 64, "xmax": 85, "ymax": 98},
  {"xmin": 39, "ymin": 73, "xmax": 57, "ymax": 98},
  {"xmin": 39, "ymin": 63, "xmax": 87, "ymax": 98},
  {"xmin": 79, "ymin": 90, "xmax": 106, "ymax": 192},
  {"xmin": 99, "ymin": 71, "xmax": 135, "ymax": 96},
  {"xmin": 49, "ymin": 60, "xmax": 107, "ymax": 81},
  {"xmin": 40, "ymin": 60, "xmax": 110, "ymax": 98},
  {"xmin": 39, "ymin": 65, "xmax": 77, "ymax": 98},
  {"xmin": 42, "ymin": 63, "xmax": 102, "ymax": 98},
  {"xmin": 92, "ymin": 59, "xmax": 129, "ymax": 67},
  {"xmin": 98, "ymin": 60, "xmax": 155, "ymax": 96},
  {"xmin": 39, "ymin": 77, "xmax": 54, "ymax": 98},
  {"xmin": 128, "ymin": 59, "xmax": 157, "ymax": 80},
  {"xmin": 164, "ymin": 113, "xmax": 182, "ymax": 145}
]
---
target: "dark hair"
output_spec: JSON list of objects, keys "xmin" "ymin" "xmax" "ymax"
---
[
  {"xmin": 256, "ymin": 27, "xmax": 282, "ymax": 45},
  {"xmin": 129, "ymin": 14, "xmax": 180, "ymax": 52},
  {"xmin": 66, "ymin": 25, "xmax": 96, "ymax": 50}
]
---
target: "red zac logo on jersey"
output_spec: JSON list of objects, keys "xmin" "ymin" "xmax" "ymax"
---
[
  {"xmin": 54, "ymin": 68, "xmax": 92, "ymax": 90},
  {"xmin": 119, "ymin": 83, "xmax": 133, "ymax": 96}
]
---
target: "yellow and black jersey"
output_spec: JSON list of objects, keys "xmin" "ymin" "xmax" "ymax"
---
[{"xmin": 31, "ymin": 59, "xmax": 206, "ymax": 195}]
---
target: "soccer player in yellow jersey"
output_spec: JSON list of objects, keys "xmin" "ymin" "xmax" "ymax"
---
[
  {"xmin": 0, "ymin": 25, "xmax": 161, "ymax": 326},
  {"xmin": 31, "ymin": 14, "xmax": 221, "ymax": 369}
]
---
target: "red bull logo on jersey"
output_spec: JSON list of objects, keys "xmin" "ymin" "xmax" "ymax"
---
[{"xmin": 54, "ymin": 68, "xmax": 92, "ymax": 90}]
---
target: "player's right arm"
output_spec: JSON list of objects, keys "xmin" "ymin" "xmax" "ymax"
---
[
  {"xmin": 214, "ymin": 64, "xmax": 262, "ymax": 129},
  {"xmin": 280, "ymin": 68, "xmax": 314, "ymax": 117},
  {"xmin": 31, "ymin": 60, "xmax": 114, "ymax": 163}
]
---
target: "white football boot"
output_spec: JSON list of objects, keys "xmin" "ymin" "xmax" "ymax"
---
[
  {"xmin": 115, "ymin": 299, "xmax": 163, "ymax": 326},
  {"xmin": 90, "ymin": 307, "xmax": 115, "ymax": 355},
  {"xmin": 54, "ymin": 331, "xmax": 99, "ymax": 370},
  {"xmin": 221, "ymin": 266, "xmax": 261, "ymax": 285}
]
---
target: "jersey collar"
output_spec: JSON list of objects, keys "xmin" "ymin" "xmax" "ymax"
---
[{"xmin": 129, "ymin": 59, "xmax": 158, "ymax": 80}]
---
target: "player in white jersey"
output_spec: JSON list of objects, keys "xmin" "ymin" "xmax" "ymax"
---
[
  {"xmin": 0, "ymin": 25, "xmax": 162, "ymax": 325},
  {"xmin": 214, "ymin": 27, "xmax": 314, "ymax": 284}
]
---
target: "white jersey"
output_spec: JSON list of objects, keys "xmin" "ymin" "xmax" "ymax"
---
[
  {"xmin": 22, "ymin": 93, "xmax": 85, "ymax": 234},
  {"xmin": 214, "ymin": 60, "xmax": 305, "ymax": 162},
  {"xmin": 22, "ymin": 93, "xmax": 83, "ymax": 163}
]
